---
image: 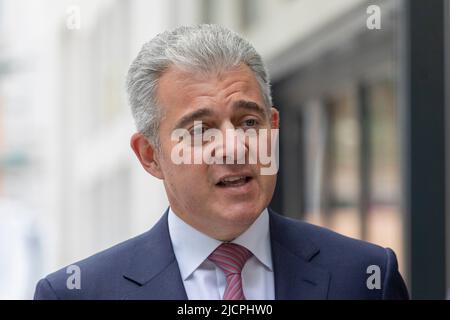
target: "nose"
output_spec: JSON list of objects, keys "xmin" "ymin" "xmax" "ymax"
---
[{"xmin": 216, "ymin": 122, "xmax": 247, "ymax": 164}]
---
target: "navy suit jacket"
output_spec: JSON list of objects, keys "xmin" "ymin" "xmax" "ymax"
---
[{"xmin": 34, "ymin": 208, "xmax": 409, "ymax": 299}]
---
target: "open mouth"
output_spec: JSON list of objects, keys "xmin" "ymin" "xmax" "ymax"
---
[{"xmin": 216, "ymin": 176, "xmax": 253, "ymax": 188}]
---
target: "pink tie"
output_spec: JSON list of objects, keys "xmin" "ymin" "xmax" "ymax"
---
[{"xmin": 208, "ymin": 243, "xmax": 253, "ymax": 300}]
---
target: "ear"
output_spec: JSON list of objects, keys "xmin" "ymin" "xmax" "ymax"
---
[
  {"xmin": 130, "ymin": 133, "xmax": 164, "ymax": 180},
  {"xmin": 270, "ymin": 107, "xmax": 279, "ymax": 129}
]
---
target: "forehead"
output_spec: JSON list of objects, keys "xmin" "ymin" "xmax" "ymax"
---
[{"xmin": 156, "ymin": 64, "xmax": 264, "ymax": 113}]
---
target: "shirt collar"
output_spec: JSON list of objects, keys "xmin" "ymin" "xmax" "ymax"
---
[{"xmin": 168, "ymin": 207, "xmax": 273, "ymax": 281}]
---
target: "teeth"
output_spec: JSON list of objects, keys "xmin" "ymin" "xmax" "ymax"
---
[{"xmin": 221, "ymin": 176, "xmax": 245, "ymax": 183}]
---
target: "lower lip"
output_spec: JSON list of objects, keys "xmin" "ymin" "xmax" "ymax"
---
[{"xmin": 215, "ymin": 177, "xmax": 256, "ymax": 195}]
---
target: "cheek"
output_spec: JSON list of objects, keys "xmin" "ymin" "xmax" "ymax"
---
[
  {"xmin": 164, "ymin": 161, "xmax": 211, "ymax": 190},
  {"xmin": 258, "ymin": 174, "xmax": 277, "ymax": 193},
  {"xmin": 164, "ymin": 166, "xmax": 200, "ymax": 202}
]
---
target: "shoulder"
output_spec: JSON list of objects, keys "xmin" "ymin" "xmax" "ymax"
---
[
  {"xmin": 269, "ymin": 210, "xmax": 387, "ymax": 262},
  {"xmin": 34, "ymin": 229, "xmax": 152, "ymax": 300},
  {"xmin": 269, "ymin": 210, "xmax": 409, "ymax": 299}
]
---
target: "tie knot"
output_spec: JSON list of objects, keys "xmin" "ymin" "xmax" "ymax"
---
[{"xmin": 208, "ymin": 243, "xmax": 252, "ymax": 276}]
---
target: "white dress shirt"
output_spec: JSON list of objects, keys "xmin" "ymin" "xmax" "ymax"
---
[{"xmin": 168, "ymin": 207, "xmax": 275, "ymax": 300}]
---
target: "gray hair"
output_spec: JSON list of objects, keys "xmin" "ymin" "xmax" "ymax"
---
[{"xmin": 126, "ymin": 24, "xmax": 273, "ymax": 147}]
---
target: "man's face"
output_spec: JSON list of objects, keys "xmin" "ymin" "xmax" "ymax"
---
[{"xmin": 141, "ymin": 64, "xmax": 278, "ymax": 240}]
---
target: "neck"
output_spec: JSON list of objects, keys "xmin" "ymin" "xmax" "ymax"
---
[{"xmin": 169, "ymin": 208, "xmax": 255, "ymax": 242}]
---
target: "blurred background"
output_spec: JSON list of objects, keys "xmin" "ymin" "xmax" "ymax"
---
[{"xmin": 0, "ymin": 0, "xmax": 448, "ymax": 299}]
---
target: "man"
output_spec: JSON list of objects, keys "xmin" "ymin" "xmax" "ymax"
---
[{"xmin": 34, "ymin": 24, "xmax": 409, "ymax": 300}]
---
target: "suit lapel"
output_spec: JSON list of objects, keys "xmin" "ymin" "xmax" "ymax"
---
[
  {"xmin": 121, "ymin": 208, "xmax": 330, "ymax": 300},
  {"xmin": 122, "ymin": 209, "xmax": 188, "ymax": 300},
  {"xmin": 269, "ymin": 209, "xmax": 331, "ymax": 299}
]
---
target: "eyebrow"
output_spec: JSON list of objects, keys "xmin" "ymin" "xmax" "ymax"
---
[
  {"xmin": 231, "ymin": 100, "xmax": 268, "ymax": 119},
  {"xmin": 173, "ymin": 100, "xmax": 268, "ymax": 130},
  {"xmin": 174, "ymin": 108, "xmax": 215, "ymax": 129}
]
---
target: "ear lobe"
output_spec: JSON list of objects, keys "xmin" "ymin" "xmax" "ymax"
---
[{"xmin": 130, "ymin": 133, "xmax": 164, "ymax": 179}]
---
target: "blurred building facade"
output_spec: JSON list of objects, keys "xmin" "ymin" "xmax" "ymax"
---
[{"xmin": 0, "ymin": 0, "xmax": 448, "ymax": 299}]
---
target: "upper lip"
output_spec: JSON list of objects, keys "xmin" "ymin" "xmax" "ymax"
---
[{"xmin": 215, "ymin": 171, "xmax": 254, "ymax": 184}]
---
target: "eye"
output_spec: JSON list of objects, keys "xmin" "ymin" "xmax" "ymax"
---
[
  {"xmin": 190, "ymin": 124, "xmax": 208, "ymax": 136},
  {"xmin": 242, "ymin": 118, "xmax": 258, "ymax": 128}
]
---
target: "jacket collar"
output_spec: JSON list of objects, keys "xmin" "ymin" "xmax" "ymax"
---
[
  {"xmin": 122, "ymin": 208, "xmax": 188, "ymax": 299},
  {"xmin": 269, "ymin": 208, "xmax": 331, "ymax": 299},
  {"xmin": 122, "ymin": 207, "xmax": 330, "ymax": 299}
]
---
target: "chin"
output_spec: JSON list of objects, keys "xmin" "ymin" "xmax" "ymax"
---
[{"xmin": 216, "ymin": 202, "xmax": 263, "ymax": 225}]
